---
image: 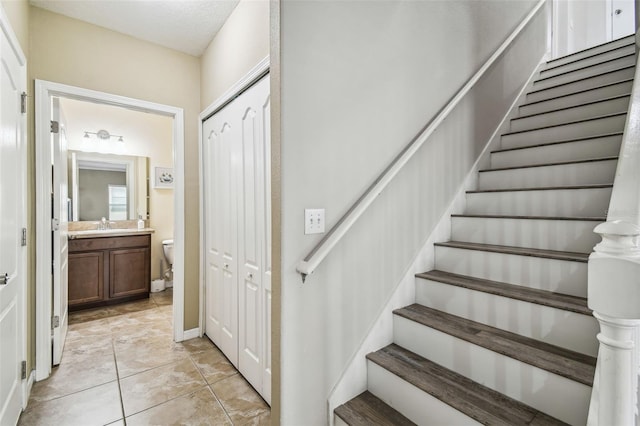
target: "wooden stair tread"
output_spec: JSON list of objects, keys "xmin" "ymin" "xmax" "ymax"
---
[
  {"xmin": 545, "ymin": 35, "xmax": 634, "ymax": 65},
  {"xmin": 416, "ymin": 270, "xmax": 592, "ymax": 315},
  {"xmin": 334, "ymin": 391, "xmax": 416, "ymax": 426},
  {"xmin": 467, "ymin": 183, "xmax": 612, "ymax": 193},
  {"xmin": 520, "ymin": 81, "xmax": 633, "ymax": 108},
  {"xmin": 502, "ymin": 112, "xmax": 626, "ymax": 136},
  {"xmin": 478, "ymin": 155, "xmax": 617, "ymax": 172},
  {"xmin": 513, "ymin": 93, "xmax": 630, "ymax": 121},
  {"xmin": 393, "ymin": 305, "xmax": 596, "ymax": 386},
  {"xmin": 367, "ymin": 344, "xmax": 569, "ymax": 425},
  {"xmin": 527, "ymin": 66, "xmax": 635, "ymax": 95},
  {"xmin": 434, "ymin": 241, "xmax": 589, "ymax": 262},
  {"xmin": 535, "ymin": 52, "xmax": 635, "ymax": 83},
  {"xmin": 492, "ymin": 132, "xmax": 622, "ymax": 154}
]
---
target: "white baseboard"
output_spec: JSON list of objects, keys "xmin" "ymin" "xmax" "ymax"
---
[{"xmin": 182, "ymin": 328, "xmax": 201, "ymax": 341}]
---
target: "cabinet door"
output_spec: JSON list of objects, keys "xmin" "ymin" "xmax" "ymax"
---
[
  {"xmin": 109, "ymin": 247, "xmax": 150, "ymax": 298},
  {"xmin": 68, "ymin": 251, "xmax": 105, "ymax": 307}
]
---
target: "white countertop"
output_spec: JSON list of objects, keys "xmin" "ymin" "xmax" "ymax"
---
[{"xmin": 67, "ymin": 228, "xmax": 155, "ymax": 239}]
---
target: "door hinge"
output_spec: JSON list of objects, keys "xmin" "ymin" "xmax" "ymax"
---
[
  {"xmin": 21, "ymin": 361, "xmax": 26, "ymax": 380},
  {"xmin": 52, "ymin": 315, "xmax": 60, "ymax": 329},
  {"xmin": 21, "ymin": 228, "xmax": 27, "ymax": 246},
  {"xmin": 20, "ymin": 92, "xmax": 27, "ymax": 114},
  {"xmin": 50, "ymin": 120, "xmax": 59, "ymax": 134},
  {"xmin": 51, "ymin": 218, "xmax": 60, "ymax": 231},
  {"xmin": 51, "ymin": 260, "xmax": 54, "ymax": 275}
]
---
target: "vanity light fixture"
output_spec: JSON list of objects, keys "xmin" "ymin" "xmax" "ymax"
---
[{"xmin": 84, "ymin": 129, "xmax": 124, "ymax": 142}]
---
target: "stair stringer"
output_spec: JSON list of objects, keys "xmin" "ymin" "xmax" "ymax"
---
[{"xmin": 326, "ymin": 56, "xmax": 548, "ymax": 426}]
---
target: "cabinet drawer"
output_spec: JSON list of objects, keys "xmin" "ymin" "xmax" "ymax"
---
[{"xmin": 69, "ymin": 235, "xmax": 151, "ymax": 252}]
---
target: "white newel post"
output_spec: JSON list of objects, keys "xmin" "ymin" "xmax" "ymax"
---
[{"xmin": 587, "ymin": 222, "xmax": 640, "ymax": 426}]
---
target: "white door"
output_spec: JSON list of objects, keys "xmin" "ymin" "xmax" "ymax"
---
[
  {"xmin": 51, "ymin": 98, "xmax": 69, "ymax": 365},
  {"xmin": 203, "ymin": 100, "xmax": 240, "ymax": 366},
  {"xmin": 0, "ymin": 19, "xmax": 27, "ymax": 426},
  {"xmin": 203, "ymin": 73, "xmax": 271, "ymax": 402},
  {"xmin": 611, "ymin": 0, "xmax": 635, "ymax": 39},
  {"xmin": 237, "ymin": 75, "xmax": 271, "ymax": 401}
]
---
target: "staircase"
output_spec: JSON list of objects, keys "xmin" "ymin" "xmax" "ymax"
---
[{"xmin": 335, "ymin": 35, "xmax": 636, "ymax": 426}]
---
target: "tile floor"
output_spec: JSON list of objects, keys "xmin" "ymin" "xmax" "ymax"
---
[{"xmin": 19, "ymin": 289, "xmax": 270, "ymax": 426}]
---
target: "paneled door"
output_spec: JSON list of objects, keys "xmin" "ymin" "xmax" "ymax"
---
[
  {"xmin": 203, "ymin": 73, "xmax": 271, "ymax": 403},
  {"xmin": 237, "ymin": 75, "xmax": 271, "ymax": 403},
  {"xmin": 51, "ymin": 97, "xmax": 69, "ymax": 365},
  {"xmin": 0, "ymin": 16, "xmax": 27, "ymax": 426},
  {"xmin": 203, "ymin": 94, "xmax": 240, "ymax": 367}
]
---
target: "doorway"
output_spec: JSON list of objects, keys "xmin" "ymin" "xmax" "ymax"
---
[
  {"xmin": 35, "ymin": 81, "xmax": 186, "ymax": 381},
  {"xmin": 552, "ymin": 0, "xmax": 635, "ymax": 58}
]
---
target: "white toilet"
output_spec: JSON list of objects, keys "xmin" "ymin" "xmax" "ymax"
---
[{"xmin": 162, "ymin": 239, "xmax": 174, "ymax": 288}]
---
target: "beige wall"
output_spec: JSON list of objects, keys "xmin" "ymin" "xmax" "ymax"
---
[
  {"xmin": 29, "ymin": 7, "xmax": 201, "ymax": 334},
  {"xmin": 1, "ymin": 0, "xmax": 28, "ymax": 55},
  {"xmin": 200, "ymin": 0, "xmax": 269, "ymax": 109}
]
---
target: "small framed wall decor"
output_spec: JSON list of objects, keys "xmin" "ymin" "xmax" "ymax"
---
[{"xmin": 154, "ymin": 167, "xmax": 174, "ymax": 189}]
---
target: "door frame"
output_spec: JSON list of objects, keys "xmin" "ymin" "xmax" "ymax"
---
[
  {"xmin": 35, "ymin": 80, "xmax": 186, "ymax": 380},
  {"xmin": 0, "ymin": 1, "xmax": 29, "ymax": 408},
  {"xmin": 197, "ymin": 56, "xmax": 269, "ymax": 336}
]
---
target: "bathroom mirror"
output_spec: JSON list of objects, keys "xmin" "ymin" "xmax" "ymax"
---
[{"xmin": 68, "ymin": 150, "xmax": 149, "ymax": 221}]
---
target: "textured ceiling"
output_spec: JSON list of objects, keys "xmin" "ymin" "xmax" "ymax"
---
[{"xmin": 30, "ymin": 0, "xmax": 240, "ymax": 56}]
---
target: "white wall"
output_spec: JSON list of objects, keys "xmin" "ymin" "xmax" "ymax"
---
[
  {"xmin": 554, "ymin": 0, "xmax": 609, "ymax": 57},
  {"xmin": 278, "ymin": 1, "xmax": 548, "ymax": 423}
]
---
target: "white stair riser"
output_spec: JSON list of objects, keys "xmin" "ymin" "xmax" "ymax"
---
[
  {"xmin": 435, "ymin": 246, "xmax": 587, "ymax": 297},
  {"xmin": 532, "ymin": 55, "xmax": 635, "ymax": 90},
  {"xmin": 544, "ymin": 37, "xmax": 634, "ymax": 68},
  {"xmin": 465, "ymin": 187, "xmax": 611, "ymax": 217},
  {"xmin": 510, "ymin": 96, "xmax": 629, "ymax": 132},
  {"xmin": 501, "ymin": 114, "xmax": 626, "ymax": 149},
  {"xmin": 450, "ymin": 217, "xmax": 602, "ymax": 252},
  {"xmin": 491, "ymin": 135, "xmax": 622, "ymax": 168},
  {"xmin": 520, "ymin": 81, "xmax": 632, "ymax": 116},
  {"xmin": 478, "ymin": 160, "xmax": 617, "ymax": 190},
  {"xmin": 540, "ymin": 44, "xmax": 636, "ymax": 78},
  {"xmin": 415, "ymin": 279, "xmax": 599, "ymax": 356},
  {"xmin": 367, "ymin": 361, "xmax": 481, "ymax": 426},
  {"xmin": 334, "ymin": 415, "xmax": 349, "ymax": 426},
  {"xmin": 526, "ymin": 67, "xmax": 635, "ymax": 103},
  {"xmin": 393, "ymin": 317, "xmax": 591, "ymax": 426}
]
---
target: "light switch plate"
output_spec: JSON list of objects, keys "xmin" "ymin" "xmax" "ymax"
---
[{"xmin": 304, "ymin": 208, "xmax": 325, "ymax": 235}]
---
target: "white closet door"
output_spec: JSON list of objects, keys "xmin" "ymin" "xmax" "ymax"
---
[
  {"xmin": 237, "ymin": 75, "xmax": 270, "ymax": 397},
  {"xmin": 203, "ymin": 73, "xmax": 271, "ymax": 402},
  {"xmin": 203, "ymin": 101, "xmax": 240, "ymax": 366}
]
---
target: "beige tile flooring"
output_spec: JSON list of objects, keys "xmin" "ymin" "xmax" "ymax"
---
[{"xmin": 19, "ymin": 289, "xmax": 270, "ymax": 426}]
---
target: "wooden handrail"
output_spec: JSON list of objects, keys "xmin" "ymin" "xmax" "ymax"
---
[{"xmin": 296, "ymin": 0, "xmax": 547, "ymax": 282}]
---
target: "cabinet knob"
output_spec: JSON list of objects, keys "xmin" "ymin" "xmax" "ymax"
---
[
  {"xmin": 0, "ymin": 272, "xmax": 8, "ymax": 285},
  {"xmin": 615, "ymin": 8, "xmax": 623, "ymax": 15},
  {"xmin": 247, "ymin": 272, "xmax": 254, "ymax": 280},
  {"xmin": 223, "ymin": 263, "xmax": 229, "ymax": 269}
]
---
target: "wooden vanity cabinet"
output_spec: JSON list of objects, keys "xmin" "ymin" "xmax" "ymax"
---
[{"xmin": 68, "ymin": 234, "xmax": 150, "ymax": 310}]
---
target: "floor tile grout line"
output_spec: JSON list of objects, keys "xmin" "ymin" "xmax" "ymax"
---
[
  {"xmin": 207, "ymin": 384, "xmax": 236, "ymax": 425},
  {"xmin": 111, "ymin": 337, "xmax": 128, "ymax": 426}
]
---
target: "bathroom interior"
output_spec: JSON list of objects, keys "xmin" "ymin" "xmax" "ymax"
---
[{"xmin": 61, "ymin": 96, "xmax": 175, "ymax": 314}]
